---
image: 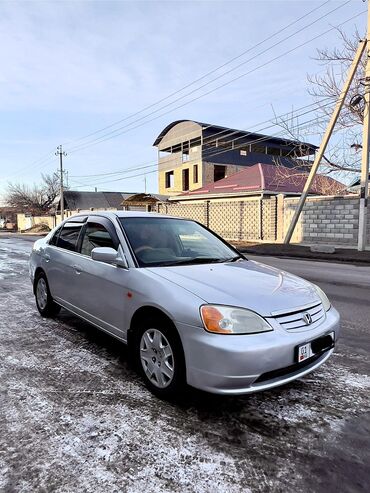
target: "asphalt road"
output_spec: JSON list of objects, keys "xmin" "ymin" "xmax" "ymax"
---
[{"xmin": 1, "ymin": 235, "xmax": 369, "ymax": 493}]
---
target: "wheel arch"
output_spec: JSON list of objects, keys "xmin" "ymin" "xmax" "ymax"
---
[
  {"xmin": 33, "ymin": 267, "xmax": 45, "ymax": 294},
  {"xmin": 127, "ymin": 306, "xmax": 179, "ymax": 347}
]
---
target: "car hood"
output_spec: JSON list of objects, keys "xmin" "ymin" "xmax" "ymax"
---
[{"xmin": 148, "ymin": 260, "xmax": 320, "ymax": 317}]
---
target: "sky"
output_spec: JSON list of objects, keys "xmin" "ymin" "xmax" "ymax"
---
[{"xmin": 0, "ymin": 0, "xmax": 366, "ymax": 200}]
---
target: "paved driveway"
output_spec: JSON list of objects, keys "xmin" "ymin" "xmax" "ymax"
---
[{"xmin": 1, "ymin": 236, "xmax": 369, "ymax": 492}]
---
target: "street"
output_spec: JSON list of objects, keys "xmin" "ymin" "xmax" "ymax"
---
[{"xmin": 1, "ymin": 235, "xmax": 369, "ymax": 493}]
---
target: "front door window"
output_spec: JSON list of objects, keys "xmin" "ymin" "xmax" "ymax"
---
[{"xmin": 80, "ymin": 223, "xmax": 116, "ymax": 257}]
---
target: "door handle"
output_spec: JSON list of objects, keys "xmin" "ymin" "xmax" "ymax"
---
[{"xmin": 72, "ymin": 264, "xmax": 82, "ymax": 275}]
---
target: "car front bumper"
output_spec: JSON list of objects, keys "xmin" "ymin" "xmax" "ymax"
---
[{"xmin": 177, "ymin": 307, "xmax": 340, "ymax": 395}]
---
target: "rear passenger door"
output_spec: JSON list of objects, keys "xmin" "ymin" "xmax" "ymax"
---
[
  {"xmin": 45, "ymin": 219, "xmax": 85, "ymax": 306},
  {"xmin": 71, "ymin": 217, "xmax": 129, "ymax": 338}
]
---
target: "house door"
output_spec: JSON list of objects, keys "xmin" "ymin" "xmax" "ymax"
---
[{"xmin": 182, "ymin": 168, "xmax": 189, "ymax": 191}]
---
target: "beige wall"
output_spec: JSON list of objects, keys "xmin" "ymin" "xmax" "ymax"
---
[
  {"xmin": 17, "ymin": 208, "xmax": 115, "ymax": 232},
  {"xmin": 157, "ymin": 121, "xmax": 201, "ymax": 150},
  {"xmin": 17, "ymin": 214, "xmax": 56, "ymax": 231},
  {"xmin": 159, "ymin": 161, "xmax": 203, "ymax": 195}
]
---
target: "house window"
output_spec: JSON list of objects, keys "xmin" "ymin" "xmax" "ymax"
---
[
  {"xmin": 214, "ymin": 165, "xmax": 226, "ymax": 182},
  {"xmin": 182, "ymin": 168, "xmax": 190, "ymax": 191},
  {"xmin": 165, "ymin": 171, "xmax": 174, "ymax": 188},
  {"xmin": 267, "ymin": 147, "xmax": 281, "ymax": 156},
  {"xmin": 193, "ymin": 164, "xmax": 198, "ymax": 184},
  {"xmin": 217, "ymin": 141, "xmax": 232, "ymax": 150},
  {"xmin": 159, "ymin": 148, "xmax": 172, "ymax": 158},
  {"xmin": 190, "ymin": 137, "xmax": 201, "ymax": 149},
  {"xmin": 182, "ymin": 141, "xmax": 190, "ymax": 162},
  {"xmin": 251, "ymin": 144, "xmax": 266, "ymax": 154}
]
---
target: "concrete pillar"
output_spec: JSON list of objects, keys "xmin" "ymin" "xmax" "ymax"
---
[{"xmin": 276, "ymin": 194, "xmax": 285, "ymax": 242}]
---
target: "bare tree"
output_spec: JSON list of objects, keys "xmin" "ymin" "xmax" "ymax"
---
[
  {"xmin": 272, "ymin": 27, "xmax": 366, "ymax": 180},
  {"xmin": 308, "ymin": 27, "xmax": 365, "ymax": 130},
  {"xmin": 270, "ymin": 158, "xmax": 347, "ymax": 196},
  {"xmin": 6, "ymin": 173, "xmax": 60, "ymax": 214}
]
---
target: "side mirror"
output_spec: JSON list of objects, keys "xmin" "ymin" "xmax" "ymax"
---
[{"xmin": 91, "ymin": 247, "xmax": 128, "ymax": 269}]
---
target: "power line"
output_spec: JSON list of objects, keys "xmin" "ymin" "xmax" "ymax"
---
[
  {"xmin": 69, "ymin": 96, "xmax": 341, "ymax": 186},
  {"xmin": 62, "ymin": 0, "xmax": 332, "ymax": 148},
  {"xmin": 70, "ymin": 115, "xmax": 333, "ymax": 189},
  {"xmin": 66, "ymin": 5, "xmax": 361, "ymax": 155},
  {"xmin": 70, "ymin": 109, "xmax": 338, "ymax": 190},
  {"xmin": 4, "ymin": 3, "xmax": 361, "ymax": 183},
  {"xmin": 2, "ymin": 149, "xmax": 56, "ymax": 181},
  {"xmin": 69, "ymin": 99, "xmax": 329, "ymax": 180}
]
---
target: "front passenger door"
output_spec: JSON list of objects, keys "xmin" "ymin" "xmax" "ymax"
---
[{"xmin": 72, "ymin": 218, "xmax": 129, "ymax": 338}]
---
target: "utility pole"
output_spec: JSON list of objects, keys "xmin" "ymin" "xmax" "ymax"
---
[
  {"xmin": 55, "ymin": 145, "xmax": 67, "ymax": 221},
  {"xmin": 284, "ymin": 39, "xmax": 366, "ymax": 244},
  {"xmin": 358, "ymin": 2, "xmax": 370, "ymax": 251},
  {"xmin": 144, "ymin": 175, "xmax": 147, "ymax": 194},
  {"xmin": 64, "ymin": 170, "xmax": 69, "ymax": 189}
]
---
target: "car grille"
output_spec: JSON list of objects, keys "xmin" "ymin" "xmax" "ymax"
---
[
  {"xmin": 254, "ymin": 351, "xmax": 326, "ymax": 384},
  {"xmin": 273, "ymin": 302, "xmax": 325, "ymax": 331}
]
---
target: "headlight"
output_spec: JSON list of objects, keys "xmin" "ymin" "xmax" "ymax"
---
[
  {"xmin": 314, "ymin": 285, "xmax": 331, "ymax": 311},
  {"xmin": 200, "ymin": 305, "xmax": 273, "ymax": 335}
]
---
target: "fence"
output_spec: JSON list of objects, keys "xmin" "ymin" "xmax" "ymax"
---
[
  {"xmin": 156, "ymin": 197, "xmax": 278, "ymax": 242},
  {"xmin": 157, "ymin": 194, "xmax": 369, "ymax": 246},
  {"xmin": 283, "ymin": 195, "xmax": 370, "ymax": 245},
  {"xmin": 17, "ymin": 195, "xmax": 370, "ymax": 247},
  {"xmin": 17, "ymin": 211, "xmax": 77, "ymax": 232}
]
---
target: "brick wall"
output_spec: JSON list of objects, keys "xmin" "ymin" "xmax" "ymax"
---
[
  {"xmin": 283, "ymin": 195, "xmax": 370, "ymax": 245},
  {"xmin": 202, "ymin": 162, "xmax": 244, "ymax": 187}
]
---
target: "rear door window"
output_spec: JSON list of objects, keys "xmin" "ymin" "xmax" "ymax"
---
[
  {"xmin": 80, "ymin": 222, "xmax": 117, "ymax": 257},
  {"xmin": 49, "ymin": 226, "xmax": 62, "ymax": 246},
  {"xmin": 57, "ymin": 222, "xmax": 84, "ymax": 252}
]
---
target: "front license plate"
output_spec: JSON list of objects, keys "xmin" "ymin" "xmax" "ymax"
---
[
  {"xmin": 296, "ymin": 332, "xmax": 335, "ymax": 363},
  {"xmin": 297, "ymin": 342, "xmax": 313, "ymax": 362}
]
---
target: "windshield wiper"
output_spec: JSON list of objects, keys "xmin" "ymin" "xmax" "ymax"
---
[
  {"xmin": 164, "ymin": 257, "xmax": 226, "ymax": 266},
  {"xmin": 223, "ymin": 255, "xmax": 245, "ymax": 262}
]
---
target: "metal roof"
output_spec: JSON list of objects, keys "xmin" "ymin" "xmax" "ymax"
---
[
  {"xmin": 175, "ymin": 163, "xmax": 346, "ymax": 199},
  {"xmin": 153, "ymin": 119, "xmax": 317, "ymax": 152},
  {"xmin": 349, "ymin": 173, "xmax": 370, "ymax": 187},
  {"xmin": 58, "ymin": 191, "xmax": 137, "ymax": 211}
]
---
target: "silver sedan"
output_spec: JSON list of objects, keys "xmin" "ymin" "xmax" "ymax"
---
[{"xmin": 29, "ymin": 211, "xmax": 340, "ymax": 398}]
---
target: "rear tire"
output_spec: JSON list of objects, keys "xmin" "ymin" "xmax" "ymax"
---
[
  {"xmin": 34, "ymin": 272, "xmax": 61, "ymax": 317},
  {"xmin": 133, "ymin": 319, "xmax": 186, "ymax": 399}
]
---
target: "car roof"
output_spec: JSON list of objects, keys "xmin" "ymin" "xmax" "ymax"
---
[{"xmin": 70, "ymin": 210, "xmax": 181, "ymax": 221}]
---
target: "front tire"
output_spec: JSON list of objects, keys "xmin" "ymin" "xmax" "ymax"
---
[
  {"xmin": 134, "ymin": 320, "xmax": 186, "ymax": 398},
  {"xmin": 34, "ymin": 272, "xmax": 61, "ymax": 317}
]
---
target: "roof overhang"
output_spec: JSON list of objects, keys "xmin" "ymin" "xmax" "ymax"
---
[{"xmin": 153, "ymin": 120, "xmax": 317, "ymax": 154}]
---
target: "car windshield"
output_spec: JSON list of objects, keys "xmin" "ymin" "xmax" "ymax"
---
[{"xmin": 119, "ymin": 217, "xmax": 243, "ymax": 267}]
